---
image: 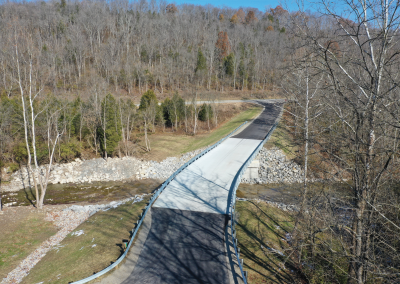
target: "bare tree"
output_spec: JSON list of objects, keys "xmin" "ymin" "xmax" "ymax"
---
[
  {"xmin": 290, "ymin": 1, "xmax": 400, "ymax": 282},
  {"xmin": 190, "ymin": 91, "xmax": 200, "ymax": 135},
  {"xmin": 12, "ymin": 30, "xmax": 64, "ymax": 209},
  {"xmin": 141, "ymin": 99, "xmax": 156, "ymax": 152},
  {"xmin": 282, "ymin": 59, "xmax": 325, "ymax": 212}
]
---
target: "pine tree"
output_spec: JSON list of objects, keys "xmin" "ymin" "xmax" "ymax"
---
[
  {"xmin": 224, "ymin": 54, "xmax": 235, "ymax": 76},
  {"xmin": 198, "ymin": 104, "xmax": 213, "ymax": 121},
  {"xmin": 139, "ymin": 90, "xmax": 158, "ymax": 110},
  {"xmin": 161, "ymin": 97, "xmax": 173, "ymax": 127},
  {"xmin": 195, "ymin": 48, "xmax": 207, "ymax": 74}
]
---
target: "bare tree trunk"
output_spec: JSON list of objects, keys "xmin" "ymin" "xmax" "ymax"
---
[
  {"xmin": 15, "ymin": 46, "xmax": 40, "ymax": 207},
  {"xmin": 144, "ymin": 118, "xmax": 150, "ymax": 151}
]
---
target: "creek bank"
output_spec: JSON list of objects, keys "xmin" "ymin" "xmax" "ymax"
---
[
  {"xmin": 2, "ymin": 148, "xmax": 205, "ymax": 193},
  {"xmin": 63, "ymin": 194, "xmax": 147, "ymax": 216}
]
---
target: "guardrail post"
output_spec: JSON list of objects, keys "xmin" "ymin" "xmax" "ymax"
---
[{"xmin": 244, "ymin": 271, "xmax": 248, "ymax": 281}]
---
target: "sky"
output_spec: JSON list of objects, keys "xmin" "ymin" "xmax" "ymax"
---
[{"xmin": 171, "ymin": 0, "xmax": 316, "ymax": 13}]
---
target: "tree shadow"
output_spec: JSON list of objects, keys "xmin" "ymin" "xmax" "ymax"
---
[
  {"xmin": 237, "ymin": 202, "xmax": 307, "ymax": 284},
  {"xmin": 122, "ymin": 208, "xmax": 231, "ymax": 284},
  {"xmin": 17, "ymin": 164, "xmax": 36, "ymax": 207}
]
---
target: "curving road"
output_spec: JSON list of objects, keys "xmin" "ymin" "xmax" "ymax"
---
[{"xmin": 97, "ymin": 100, "xmax": 283, "ymax": 284}]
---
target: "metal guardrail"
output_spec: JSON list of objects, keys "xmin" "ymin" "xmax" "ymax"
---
[
  {"xmin": 228, "ymin": 121, "xmax": 279, "ymax": 284},
  {"xmin": 70, "ymin": 121, "xmax": 248, "ymax": 284}
]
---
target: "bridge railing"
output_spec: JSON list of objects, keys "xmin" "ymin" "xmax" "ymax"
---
[
  {"xmin": 70, "ymin": 121, "xmax": 248, "ymax": 284},
  {"xmin": 228, "ymin": 121, "xmax": 279, "ymax": 284}
]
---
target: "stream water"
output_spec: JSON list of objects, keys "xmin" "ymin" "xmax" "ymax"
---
[{"xmin": 1, "ymin": 179, "xmax": 161, "ymax": 207}]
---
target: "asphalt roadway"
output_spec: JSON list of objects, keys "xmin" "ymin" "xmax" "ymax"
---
[
  {"xmin": 96, "ymin": 100, "xmax": 283, "ymax": 284},
  {"xmin": 122, "ymin": 208, "xmax": 229, "ymax": 284},
  {"xmin": 232, "ymin": 100, "xmax": 283, "ymax": 140}
]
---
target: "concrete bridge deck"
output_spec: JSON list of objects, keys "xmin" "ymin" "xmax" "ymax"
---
[{"xmin": 96, "ymin": 100, "xmax": 283, "ymax": 284}]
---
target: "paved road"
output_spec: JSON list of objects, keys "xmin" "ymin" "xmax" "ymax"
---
[
  {"xmin": 97, "ymin": 100, "xmax": 283, "ymax": 284},
  {"xmin": 232, "ymin": 100, "xmax": 283, "ymax": 140},
  {"xmin": 122, "ymin": 208, "xmax": 229, "ymax": 284}
]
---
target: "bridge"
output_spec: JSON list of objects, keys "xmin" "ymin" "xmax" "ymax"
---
[{"xmin": 95, "ymin": 100, "xmax": 283, "ymax": 284}]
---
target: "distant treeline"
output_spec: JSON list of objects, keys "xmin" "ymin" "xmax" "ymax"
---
[{"xmin": 0, "ymin": 0, "xmax": 289, "ymax": 98}]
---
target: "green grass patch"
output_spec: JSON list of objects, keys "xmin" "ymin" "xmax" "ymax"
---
[
  {"xmin": 140, "ymin": 105, "xmax": 262, "ymax": 161},
  {"xmin": 0, "ymin": 213, "xmax": 57, "ymax": 279},
  {"xmin": 264, "ymin": 117, "xmax": 298, "ymax": 160},
  {"xmin": 21, "ymin": 196, "xmax": 150, "ymax": 284},
  {"xmin": 181, "ymin": 105, "xmax": 262, "ymax": 153},
  {"xmin": 236, "ymin": 200, "xmax": 299, "ymax": 284}
]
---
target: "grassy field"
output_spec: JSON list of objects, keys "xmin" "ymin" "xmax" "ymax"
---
[
  {"xmin": 264, "ymin": 113, "xmax": 298, "ymax": 160},
  {"xmin": 236, "ymin": 200, "xmax": 300, "ymax": 284},
  {"xmin": 0, "ymin": 211, "xmax": 58, "ymax": 280},
  {"xmin": 21, "ymin": 196, "xmax": 150, "ymax": 284},
  {"xmin": 137, "ymin": 104, "xmax": 263, "ymax": 161}
]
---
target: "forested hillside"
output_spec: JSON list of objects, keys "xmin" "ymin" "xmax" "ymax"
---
[
  {"xmin": 0, "ymin": 0, "xmax": 288, "ymax": 96},
  {"xmin": 0, "ymin": 0, "xmax": 289, "ymax": 166}
]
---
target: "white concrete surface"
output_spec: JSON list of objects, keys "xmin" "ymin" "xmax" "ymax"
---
[
  {"xmin": 153, "ymin": 138, "xmax": 261, "ymax": 214},
  {"xmin": 242, "ymin": 160, "xmax": 260, "ymax": 180}
]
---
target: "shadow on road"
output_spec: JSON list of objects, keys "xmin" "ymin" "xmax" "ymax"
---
[{"xmin": 123, "ymin": 208, "xmax": 230, "ymax": 284}]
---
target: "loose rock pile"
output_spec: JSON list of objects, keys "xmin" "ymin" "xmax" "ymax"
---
[
  {"xmin": 147, "ymin": 148, "xmax": 204, "ymax": 180},
  {"xmin": 3, "ymin": 149, "xmax": 206, "ymax": 192},
  {"xmin": 3, "ymin": 145, "xmax": 303, "ymax": 193},
  {"xmin": 241, "ymin": 147, "xmax": 303, "ymax": 184}
]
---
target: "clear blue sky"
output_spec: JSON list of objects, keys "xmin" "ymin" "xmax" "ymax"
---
[{"xmin": 172, "ymin": 0, "xmax": 315, "ymax": 13}]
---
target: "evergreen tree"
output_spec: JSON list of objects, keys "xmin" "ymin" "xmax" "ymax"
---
[
  {"xmin": 198, "ymin": 104, "xmax": 213, "ymax": 121},
  {"xmin": 139, "ymin": 90, "xmax": 158, "ymax": 110},
  {"xmin": 97, "ymin": 94, "xmax": 122, "ymax": 157},
  {"xmin": 161, "ymin": 97, "xmax": 174, "ymax": 127},
  {"xmin": 224, "ymin": 53, "xmax": 235, "ymax": 76},
  {"xmin": 71, "ymin": 96, "xmax": 82, "ymax": 137},
  {"xmin": 239, "ymin": 59, "xmax": 246, "ymax": 79},
  {"xmin": 195, "ymin": 48, "xmax": 207, "ymax": 74}
]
